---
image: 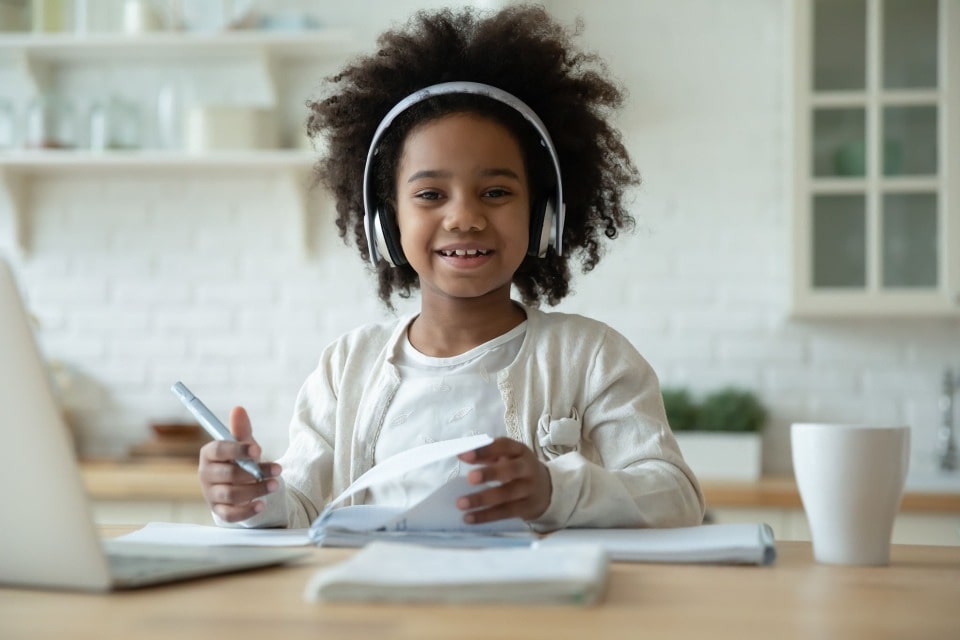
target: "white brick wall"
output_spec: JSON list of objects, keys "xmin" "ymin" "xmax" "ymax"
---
[{"xmin": 4, "ymin": 0, "xmax": 960, "ymax": 477}]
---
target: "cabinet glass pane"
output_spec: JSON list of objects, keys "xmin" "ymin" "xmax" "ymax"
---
[
  {"xmin": 813, "ymin": 108, "xmax": 866, "ymax": 177},
  {"xmin": 813, "ymin": 0, "xmax": 866, "ymax": 91},
  {"xmin": 883, "ymin": 106, "xmax": 937, "ymax": 176},
  {"xmin": 883, "ymin": 0, "xmax": 938, "ymax": 89},
  {"xmin": 812, "ymin": 195, "xmax": 867, "ymax": 288},
  {"xmin": 882, "ymin": 193, "xmax": 938, "ymax": 287}
]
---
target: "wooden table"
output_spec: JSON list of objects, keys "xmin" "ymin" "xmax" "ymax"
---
[{"xmin": 1, "ymin": 531, "xmax": 958, "ymax": 640}]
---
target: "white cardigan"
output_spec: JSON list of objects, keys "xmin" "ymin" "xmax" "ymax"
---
[{"xmin": 230, "ymin": 305, "xmax": 705, "ymax": 531}]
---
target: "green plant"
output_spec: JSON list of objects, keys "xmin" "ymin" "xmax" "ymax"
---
[
  {"xmin": 696, "ymin": 387, "xmax": 768, "ymax": 433},
  {"xmin": 661, "ymin": 387, "xmax": 699, "ymax": 432}
]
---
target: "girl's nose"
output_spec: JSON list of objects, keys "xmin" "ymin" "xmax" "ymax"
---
[{"xmin": 443, "ymin": 197, "xmax": 487, "ymax": 232}]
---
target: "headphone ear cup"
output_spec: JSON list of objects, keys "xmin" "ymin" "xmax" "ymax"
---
[
  {"xmin": 528, "ymin": 196, "xmax": 555, "ymax": 258},
  {"xmin": 374, "ymin": 204, "xmax": 407, "ymax": 267}
]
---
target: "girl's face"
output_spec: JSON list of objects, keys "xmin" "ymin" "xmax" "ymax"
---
[{"xmin": 395, "ymin": 112, "xmax": 530, "ymax": 305}]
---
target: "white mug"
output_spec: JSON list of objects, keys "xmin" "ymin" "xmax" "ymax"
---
[{"xmin": 791, "ymin": 423, "xmax": 910, "ymax": 566}]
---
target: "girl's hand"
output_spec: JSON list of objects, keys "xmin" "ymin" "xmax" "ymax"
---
[
  {"xmin": 456, "ymin": 437, "xmax": 552, "ymax": 524},
  {"xmin": 198, "ymin": 406, "xmax": 281, "ymax": 523}
]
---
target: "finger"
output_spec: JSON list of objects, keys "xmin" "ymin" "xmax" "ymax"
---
[
  {"xmin": 457, "ymin": 478, "xmax": 530, "ymax": 511},
  {"xmin": 466, "ymin": 457, "xmax": 529, "ymax": 486},
  {"xmin": 458, "ymin": 437, "xmax": 525, "ymax": 463},
  {"xmin": 201, "ymin": 460, "xmax": 282, "ymax": 485},
  {"xmin": 200, "ymin": 439, "xmax": 259, "ymax": 463},
  {"xmin": 208, "ymin": 477, "xmax": 280, "ymax": 506},
  {"xmin": 229, "ymin": 406, "xmax": 258, "ymax": 452},
  {"xmin": 199, "ymin": 460, "xmax": 239, "ymax": 486},
  {"xmin": 261, "ymin": 462, "xmax": 282, "ymax": 478},
  {"xmin": 463, "ymin": 498, "xmax": 537, "ymax": 525},
  {"xmin": 212, "ymin": 501, "xmax": 266, "ymax": 523}
]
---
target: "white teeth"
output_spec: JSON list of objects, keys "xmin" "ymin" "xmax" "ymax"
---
[{"xmin": 440, "ymin": 249, "xmax": 489, "ymax": 257}]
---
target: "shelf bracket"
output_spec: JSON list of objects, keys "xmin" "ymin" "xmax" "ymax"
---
[
  {"xmin": 255, "ymin": 48, "xmax": 279, "ymax": 108},
  {"xmin": 0, "ymin": 169, "xmax": 27, "ymax": 259},
  {"xmin": 21, "ymin": 52, "xmax": 52, "ymax": 95}
]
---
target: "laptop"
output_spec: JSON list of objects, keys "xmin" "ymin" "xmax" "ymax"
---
[{"xmin": 0, "ymin": 257, "xmax": 305, "ymax": 591}]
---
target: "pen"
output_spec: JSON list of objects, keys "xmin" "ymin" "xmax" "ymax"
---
[{"xmin": 170, "ymin": 381, "xmax": 265, "ymax": 481}]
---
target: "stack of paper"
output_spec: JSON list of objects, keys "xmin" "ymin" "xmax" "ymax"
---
[
  {"xmin": 535, "ymin": 523, "xmax": 777, "ymax": 565},
  {"xmin": 303, "ymin": 542, "xmax": 608, "ymax": 604},
  {"xmin": 309, "ymin": 435, "xmax": 534, "ymax": 548},
  {"xmin": 117, "ymin": 521, "xmax": 776, "ymax": 566},
  {"xmin": 115, "ymin": 522, "xmax": 312, "ymax": 547}
]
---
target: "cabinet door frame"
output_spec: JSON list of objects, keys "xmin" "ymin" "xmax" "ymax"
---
[{"xmin": 790, "ymin": 0, "xmax": 960, "ymax": 316}]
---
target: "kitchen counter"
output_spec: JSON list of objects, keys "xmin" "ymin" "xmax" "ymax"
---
[
  {"xmin": 79, "ymin": 459, "xmax": 960, "ymax": 513},
  {"xmin": 702, "ymin": 475, "xmax": 960, "ymax": 513},
  {"xmin": 81, "ymin": 459, "xmax": 202, "ymax": 501}
]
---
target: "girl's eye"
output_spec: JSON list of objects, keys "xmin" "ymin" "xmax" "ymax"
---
[
  {"xmin": 484, "ymin": 188, "xmax": 511, "ymax": 198},
  {"xmin": 414, "ymin": 190, "xmax": 442, "ymax": 201}
]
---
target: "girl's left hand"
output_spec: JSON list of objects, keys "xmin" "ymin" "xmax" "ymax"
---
[{"xmin": 456, "ymin": 437, "xmax": 552, "ymax": 524}]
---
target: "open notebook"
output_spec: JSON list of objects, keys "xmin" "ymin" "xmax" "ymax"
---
[
  {"xmin": 0, "ymin": 257, "xmax": 304, "ymax": 591},
  {"xmin": 535, "ymin": 523, "xmax": 777, "ymax": 565},
  {"xmin": 308, "ymin": 434, "xmax": 535, "ymax": 548}
]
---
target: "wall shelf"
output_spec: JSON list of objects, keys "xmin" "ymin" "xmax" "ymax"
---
[
  {"xmin": 0, "ymin": 29, "xmax": 355, "ymax": 258},
  {"xmin": 0, "ymin": 150, "xmax": 318, "ymax": 258},
  {"xmin": 0, "ymin": 149, "xmax": 316, "ymax": 171},
  {"xmin": 0, "ymin": 29, "xmax": 357, "ymax": 61}
]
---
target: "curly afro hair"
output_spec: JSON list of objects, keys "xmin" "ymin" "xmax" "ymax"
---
[{"xmin": 306, "ymin": 4, "xmax": 639, "ymax": 309}]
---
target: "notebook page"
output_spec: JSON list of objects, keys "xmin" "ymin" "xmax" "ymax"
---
[
  {"xmin": 318, "ymin": 434, "xmax": 493, "ymax": 517},
  {"xmin": 534, "ymin": 523, "xmax": 777, "ymax": 565}
]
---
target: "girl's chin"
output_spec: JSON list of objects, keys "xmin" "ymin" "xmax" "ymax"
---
[{"xmin": 421, "ymin": 281, "xmax": 513, "ymax": 302}]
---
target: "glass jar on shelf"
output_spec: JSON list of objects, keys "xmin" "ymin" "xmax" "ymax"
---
[
  {"xmin": 24, "ymin": 93, "xmax": 77, "ymax": 150},
  {"xmin": 86, "ymin": 97, "xmax": 142, "ymax": 151},
  {"xmin": 0, "ymin": 99, "xmax": 16, "ymax": 150}
]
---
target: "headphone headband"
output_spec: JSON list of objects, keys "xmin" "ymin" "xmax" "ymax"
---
[{"xmin": 362, "ymin": 81, "xmax": 565, "ymax": 266}]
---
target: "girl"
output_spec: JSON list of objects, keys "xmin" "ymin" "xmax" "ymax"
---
[{"xmin": 199, "ymin": 5, "xmax": 704, "ymax": 531}]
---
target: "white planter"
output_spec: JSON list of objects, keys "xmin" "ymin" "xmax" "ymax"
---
[{"xmin": 673, "ymin": 432, "xmax": 762, "ymax": 481}]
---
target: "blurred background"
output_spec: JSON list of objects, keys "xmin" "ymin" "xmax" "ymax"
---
[{"xmin": 0, "ymin": 0, "xmax": 956, "ymax": 495}]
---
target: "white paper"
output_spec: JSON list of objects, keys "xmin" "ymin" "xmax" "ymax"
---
[
  {"xmin": 308, "ymin": 435, "xmax": 533, "ymax": 548},
  {"xmin": 534, "ymin": 523, "xmax": 777, "ymax": 565},
  {"xmin": 319, "ymin": 433, "xmax": 493, "ymax": 516},
  {"xmin": 114, "ymin": 522, "xmax": 312, "ymax": 547},
  {"xmin": 311, "ymin": 475, "xmax": 532, "ymax": 548},
  {"xmin": 304, "ymin": 541, "xmax": 608, "ymax": 604},
  {"xmin": 317, "ymin": 476, "xmax": 524, "ymax": 533}
]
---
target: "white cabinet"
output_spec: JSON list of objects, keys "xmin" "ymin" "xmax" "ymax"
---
[
  {"xmin": 790, "ymin": 0, "xmax": 960, "ymax": 316},
  {"xmin": 0, "ymin": 30, "xmax": 356, "ymax": 256}
]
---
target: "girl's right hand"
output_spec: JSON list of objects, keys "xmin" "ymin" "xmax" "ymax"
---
[{"xmin": 198, "ymin": 406, "xmax": 281, "ymax": 523}]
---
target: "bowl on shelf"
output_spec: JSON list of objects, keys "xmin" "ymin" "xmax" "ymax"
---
[
  {"xmin": 129, "ymin": 421, "xmax": 211, "ymax": 460},
  {"xmin": 150, "ymin": 422, "xmax": 204, "ymax": 439}
]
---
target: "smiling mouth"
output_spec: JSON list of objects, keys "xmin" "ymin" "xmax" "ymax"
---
[{"xmin": 437, "ymin": 249, "xmax": 493, "ymax": 257}]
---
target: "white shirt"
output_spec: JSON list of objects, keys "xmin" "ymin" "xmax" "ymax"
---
[
  {"xmin": 221, "ymin": 304, "xmax": 704, "ymax": 531},
  {"xmin": 368, "ymin": 322, "xmax": 526, "ymax": 507}
]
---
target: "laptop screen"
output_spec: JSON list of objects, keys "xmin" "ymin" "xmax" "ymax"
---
[{"xmin": 0, "ymin": 257, "xmax": 114, "ymax": 590}]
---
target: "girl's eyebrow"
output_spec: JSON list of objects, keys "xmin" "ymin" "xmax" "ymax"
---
[
  {"xmin": 407, "ymin": 169, "xmax": 452, "ymax": 183},
  {"xmin": 406, "ymin": 168, "xmax": 521, "ymax": 183},
  {"xmin": 479, "ymin": 168, "xmax": 521, "ymax": 180}
]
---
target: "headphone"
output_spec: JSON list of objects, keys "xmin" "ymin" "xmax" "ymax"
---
[{"xmin": 362, "ymin": 81, "xmax": 566, "ymax": 267}]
